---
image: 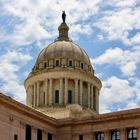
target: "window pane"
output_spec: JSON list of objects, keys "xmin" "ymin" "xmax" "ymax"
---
[{"xmin": 133, "ymin": 129, "xmax": 137, "ymax": 138}]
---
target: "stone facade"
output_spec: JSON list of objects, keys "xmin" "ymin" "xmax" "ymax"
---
[{"xmin": 1, "ymin": 93, "xmax": 140, "ymax": 140}]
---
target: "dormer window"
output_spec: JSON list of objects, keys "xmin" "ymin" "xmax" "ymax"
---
[
  {"xmin": 81, "ymin": 63, "xmax": 84, "ymax": 69},
  {"xmin": 69, "ymin": 60, "xmax": 73, "ymax": 67},
  {"xmin": 56, "ymin": 60, "xmax": 60, "ymax": 67}
]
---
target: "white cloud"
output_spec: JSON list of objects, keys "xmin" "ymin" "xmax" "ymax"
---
[
  {"xmin": 0, "ymin": 0, "xmax": 101, "ymax": 46},
  {"xmin": 95, "ymin": 5, "xmax": 140, "ymax": 46},
  {"xmin": 100, "ymin": 76, "xmax": 140, "ymax": 113},
  {"xmin": 0, "ymin": 50, "xmax": 32, "ymax": 103},
  {"xmin": 93, "ymin": 46, "xmax": 140, "ymax": 76}
]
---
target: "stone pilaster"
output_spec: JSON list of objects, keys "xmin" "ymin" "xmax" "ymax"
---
[
  {"xmin": 37, "ymin": 81, "xmax": 40, "ymax": 107},
  {"xmin": 80, "ymin": 80, "xmax": 83, "ymax": 106},
  {"xmin": 49, "ymin": 78, "xmax": 53, "ymax": 106},
  {"xmin": 88, "ymin": 83, "xmax": 91, "ymax": 108},
  {"xmin": 75, "ymin": 79, "xmax": 78, "ymax": 104},
  {"xmin": 96, "ymin": 88, "xmax": 99, "ymax": 113},
  {"xmin": 60, "ymin": 78, "xmax": 63, "ymax": 104},
  {"xmin": 64, "ymin": 78, "xmax": 68, "ymax": 104}
]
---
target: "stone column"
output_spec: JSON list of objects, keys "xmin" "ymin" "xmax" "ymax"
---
[
  {"xmin": 80, "ymin": 80, "xmax": 83, "ymax": 105},
  {"xmin": 49, "ymin": 78, "xmax": 53, "ymax": 106},
  {"xmin": 45, "ymin": 79, "xmax": 48, "ymax": 105},
  {"xmin": 36, "ymin": 81, "xmax": 40, "ymax": 107},
  {"xmin": 59, "ymin": 78, "xmax": 63, "ymax": 104},
  {"xmin": 33, "ymin": 82, "xmax": 36, "ymax": 107},
  {"xmin": 88, "ymin": 83, "xmax": 91, "ymax": 108},
  {"xmin": 96, "ymin": 88, "xmax": 99, "ymax": 113},
  {"xmin": 28, "ymin": 85, "xmax": 33, "ymax": 106},
  {"xmin": 64, "ymin": 78, "xmax": 68, "ymax": 104},
  {"xmin": 104, "ymin": 130, "xmax": 110, "ymax": 140},
  {"xmin": 75, "ymin": 79, "xmax": 78, "ymax": 104},
  {"xmin": 93, "ymin": 86, "xmax": 96, "ymax": 110},
  {"xmin": 120, "ymin": 128, "xmax": 126, "ymax": 140},
  {"xmin": 31, "ymin": 85, "xmax": 34, "ymax": 106},
  {"xmin": 91, "ymin": 85, "xmax": 93, "ymax": 109}
]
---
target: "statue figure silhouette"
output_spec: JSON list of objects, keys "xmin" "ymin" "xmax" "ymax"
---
[{"xmin": 62, "ymin": 11, "xmax": 66, "ymax": 23}]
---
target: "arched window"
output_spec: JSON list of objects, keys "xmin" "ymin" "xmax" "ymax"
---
[
  {"xmin": 68, "ymin": 90, "xmax": 72, "ymax": 104},
  {"xmin": 55, "ymin": 90, "xmax": 59, "ymax": 103}
]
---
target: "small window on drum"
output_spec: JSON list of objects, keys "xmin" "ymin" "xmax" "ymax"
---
[
  {"xmin": 81, "ymin": 63, "xmax": 84, "ymax": 69},
  {"xmin": 56, "ymin": 60, "xmax": 59, "ymax": 67},
  {"xmin": 69, "ymin": 60, "xmax": 73, "ymax": 67}
]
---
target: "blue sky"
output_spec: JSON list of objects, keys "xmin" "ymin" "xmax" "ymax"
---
[{"xmin": 0, "ymin": 0, "xmax": 140, "ymax": 113}]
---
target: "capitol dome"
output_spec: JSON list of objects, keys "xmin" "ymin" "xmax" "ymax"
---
[
  {"xmin": 36, "ymin": 40, "xmax": 91, "ymax": 66},
  {"xmin": 24, "ymin": 17, "xmax": 101, "ymax": 119},
  {"xmin": 32, "ymin": 22, "xmax": 93, "ymax": 74}
]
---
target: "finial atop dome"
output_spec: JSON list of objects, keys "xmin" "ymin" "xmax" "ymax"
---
[{"xmin": 57, "ymin": 11, "xmax": 70, "ymax": 41}]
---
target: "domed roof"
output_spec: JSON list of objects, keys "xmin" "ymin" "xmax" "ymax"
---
[{"xmin": 36, "ymin": 40, "xmax": 91, "ymax": 65}]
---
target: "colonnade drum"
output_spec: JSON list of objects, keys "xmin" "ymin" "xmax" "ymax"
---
[{"xmin": 24, "ymin": 21, "xmax": 102, "ymax": 113}]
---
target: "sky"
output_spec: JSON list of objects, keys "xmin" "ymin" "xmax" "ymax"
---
[{"xmin": 0, "ymin": 0, "xmax": 140, "ymax": 113}]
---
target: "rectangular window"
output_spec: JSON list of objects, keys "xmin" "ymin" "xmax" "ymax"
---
[
  {"xmin": 14, "ymin": 134, "xmax": 18, "ymax": 140},
  {"xmin": 55, "ymin": 90, "xmax": 59, "ymax": 103},
  {"xmin": 37, "ymin": 129, "xmax": 42, "ymax": 140},
  {"xmin": 48, "ymin": 133, "xmax": 52, "ymax": 140},
  {"xmin": 79, "ymin": 135, "xmax": 83, "ymax": 140},
  {"xmin": 68, "ymin": 90, "xmax": 72, "ymax": 104},
  {"xmin": 56, "ymin": 60, "xmax": 59, "ymax": 67},
  {"xmin": 81, "ymin": 63, "xmax": 84, "ymax": 69},
  {"xmin": 111, "ymin": 131, "xmax": 120, "ymax": 140},
  {"xmin": 69, "ymin": 60, "xmax": 73, "ymax": 67},
  {"xmin": 26, "ymin": 125, "xmax": 31, "ymax": 140},
  {"xmin": 127, "ymin": 128, "xmax": 137, "ymax": 140},
  {"xmin": 95, "ymin": 132, "xmax": 104, "ymax": 140}
]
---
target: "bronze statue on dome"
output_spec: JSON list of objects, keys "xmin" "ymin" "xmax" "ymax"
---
[{"xmin": 62, "ymin": 11, "xmax": 66, "ymax": 23}]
